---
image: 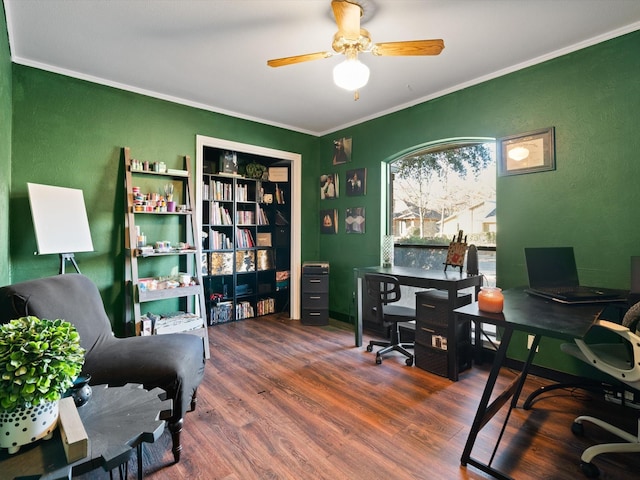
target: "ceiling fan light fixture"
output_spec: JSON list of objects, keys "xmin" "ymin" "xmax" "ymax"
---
[{"xmin": 333, "ymin": 57, "xmax": 370, "ymax": 91}]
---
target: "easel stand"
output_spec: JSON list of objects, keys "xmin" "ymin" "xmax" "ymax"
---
[{"xmin": 60, "ymin": 253, "xmax": 81, "ymax": 274}]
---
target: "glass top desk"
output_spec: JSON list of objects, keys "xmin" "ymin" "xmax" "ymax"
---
[
  {"xmin": 454, "ymin": 288, "xmax": 616, "ymax": 480},
  {"xmin": 354, "ymin": 266, "xmax": 484, "ymax": 350}
]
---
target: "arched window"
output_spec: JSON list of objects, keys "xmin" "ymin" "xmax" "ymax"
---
[{"xmin": 388, "ymin": 138, "xmax": 496, "ymax": 282}]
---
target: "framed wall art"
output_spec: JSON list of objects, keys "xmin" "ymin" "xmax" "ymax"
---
[
  {"xmin": 345, "ymin": 168, "xmax": 366, "ymax": 196},
  {"xmin": 498, "ymin": 127, "xmax": 555, "ymax": 176},
  {"xmin": 332, "ymin": 137, "xmax": 352, "ymax": 165},
  {"xmin": 345, "ymin": 207, "xmax": 365, "ymax": 234},
  {"xmin": 320, "ymin": 173, "xmax": 339, "ymax": 199},
  {"xmin": 320, "ymin": 209, "xmax": 338, "ymax": 234}
]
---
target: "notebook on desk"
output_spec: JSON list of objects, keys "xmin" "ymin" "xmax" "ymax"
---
[{"xmin": 524, "ymin": 247, "xmax": 626, "ymax": 304}]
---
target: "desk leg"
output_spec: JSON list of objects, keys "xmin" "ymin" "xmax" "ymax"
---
[
  {"xmin": 461, "ymin": 331, "xmax": 541, "ymax": 480},
  {"xmin": 460, "ymin": 327, "xmax": 514, "ymax": 479},
  {"xmin": 355, "ymin": 277, "xmax": 363, "ymax": 347}
]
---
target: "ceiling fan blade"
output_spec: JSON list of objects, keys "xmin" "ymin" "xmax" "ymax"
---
[
  {"xmin": 372, "ymin": 39, "xmax": 445, "ymax": 56},
  {"xmin": 267, "ymin": 51, "xmax": 333, "ymax": 68},
  {"xmin": 332, "ymin": 0, "xmax": 361, "ymax": 40}
]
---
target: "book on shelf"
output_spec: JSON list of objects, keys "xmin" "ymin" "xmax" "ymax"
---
[
  {"xmin": 235, "ymin": 228, "xmax": 255, "ymax": 248},
  {"xmin": 257, "ymin": 207, "xmax": 269, "ymax": 225},
  {"xmin": 236, "ymin": 300, "xmax": 255, "ymax": 320},
  {"xmin": 209, "ymin": 252, "xmax": 234, "ymax": 275},
  {"xmin": 211, "ymin": 202, "xmax": 232, "ymax": 225},
  {"xmin": 210, "ymin": 229, "xmax": 232, "ymax": 250},
  {"xmin": 235, "ymin": 250, "xmax": 255, "ymax": 272},
  {"xmin": 210, "ymin": 301, "xmax": 233, "ymax": 325},
  {"xmin": 210, "ymin": 179, "xmax": 233, "ymax": 201},
  {"xmin": 235, "ymin": 183, "xmax": 249, "ymax": 202},
  {"xmin": 256, "ymin": 249, "xmax": 274, "ymax": 271},
  {"xmin": 236, "ymin": 210, "xmax": 255, "ymax": 225},
  {"xmin": 256, "ymin": 297, "xmax": 275, "ymax": 316}
]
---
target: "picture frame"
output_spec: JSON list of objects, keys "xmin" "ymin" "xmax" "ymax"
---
[
  {"xmin": 332, "ymin": 137, "xmax": 352, "ymax": 165},
  {"xmin": 320, "ymin": 173, "xmax": 339, "ymax": 200},
  {"xmin": 498, "ymin": 127, "xmax": 555, "ymax": 176},
  {"xmin": 345, "ymin": 168, "xmax": 366, "ymax": 196},
  {"xmin": 345, "ymin": 207, "xmax": 365, "ymax": 234},
  {"xmin": 320, "ymin": 209, "xmax": 338, "ymax": 234}
]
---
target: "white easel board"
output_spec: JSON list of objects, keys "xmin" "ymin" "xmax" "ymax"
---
[{"xmin": 27, "ymin": 183, "xmax": 94, "ymax": 255}]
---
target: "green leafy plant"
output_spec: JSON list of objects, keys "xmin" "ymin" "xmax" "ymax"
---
[
  {"xmin": 0, "ymin": 316, "xmax": 85, "ymax": 411},
  {"xmin": 245, "ymin": 162, "xmax": 267, "ymax": 179}
]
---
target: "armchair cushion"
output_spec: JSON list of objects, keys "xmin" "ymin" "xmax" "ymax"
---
[{"xmin": 0, "ymin": 274, "xmax": 205, "ymax": 420}]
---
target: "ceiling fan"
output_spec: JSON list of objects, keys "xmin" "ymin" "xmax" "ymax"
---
[{"xmin": 267, "ymin": 0, "xmax": 444, "ymax": 99}]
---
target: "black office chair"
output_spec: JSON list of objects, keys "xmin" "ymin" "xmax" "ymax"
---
[{"xmin": 364, "ymin": 273, "xmax": 415, "ymax": 366}]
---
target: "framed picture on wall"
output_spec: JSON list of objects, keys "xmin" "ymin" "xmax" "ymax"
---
[
  {"xmin": 345, "ymin": 207, "xmax": 365, "ymax": 234},
  {"xmin": 320, "ymin": 209, "xmax": 338, "ymax": 234},
  {"xmin": 320, "ymin": 173, "xmax": 339, "ymax": 199},
  {"xmin": 498, "ymin": 127, "xmax": 555, "ymax": 176},
  {"xmin": 345, "ymin": 168, "xmax": 366, "ymax": 196},
  {"xmin": 332, "ymin": 137, "xmax": 352, "ymax": 165}
]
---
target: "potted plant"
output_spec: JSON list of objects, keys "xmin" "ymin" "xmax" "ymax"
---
[
  {"xmin": 245, "ymin": 162, "xmax": 267, "ymax": 180},
  {"xmin": 0, "ymin": 316, "xmax": 85, "ymax": 453}
]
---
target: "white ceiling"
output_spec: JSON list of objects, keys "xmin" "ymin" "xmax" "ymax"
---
[{"xmin": 4, "ymin": 0, "xmax": 640, "ymax": 136}]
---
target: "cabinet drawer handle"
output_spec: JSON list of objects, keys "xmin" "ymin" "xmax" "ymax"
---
[
  {"xmin": 420, "ymin": 303, "xmax": 436, "ymax": 309},
  {"xmin": 309, "ymin": 312, "xmax": 321, "ymax": 316},
  {"xmin": 309, "ymin": 296, "xmax": 321, "ymax": 299},
  {"xmin": 420, "ymin": 327, "xmax": 436, "ymax": 333},
  {"xmin": 309, "ymin": 279, "xmax": 321, "ymax": 283}
]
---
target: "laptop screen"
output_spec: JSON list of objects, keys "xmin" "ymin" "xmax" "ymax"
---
[{"xmin": 524, "ymin": 247, "xmax": 580, "ymax": 289}]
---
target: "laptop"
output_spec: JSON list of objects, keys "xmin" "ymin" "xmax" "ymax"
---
[{"xmin": 524, "ymin": 247, "xmax": 626, "ymax": 304}]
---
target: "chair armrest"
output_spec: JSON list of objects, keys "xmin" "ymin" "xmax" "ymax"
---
[
  {"xmin": 575, "ymin": 320, "xmax": 640, "ymax": 385},
  {"xmin": 594, "ymin": 318, "xmax": 630, "ymax": 332}
]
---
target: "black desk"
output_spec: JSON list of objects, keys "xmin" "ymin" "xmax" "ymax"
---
[
  {"xmin": 1, "ymin": 384, "xmax": 170, "ymax": 480},
  {"xmin": 354, "ymin": 266, "xmax": 483, "ymax": 353},
  {"xmin": 454, "ymin": 289, "xmax": 605, "ymax": 480}
]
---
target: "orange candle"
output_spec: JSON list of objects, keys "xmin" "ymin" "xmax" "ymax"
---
[{"xmin": 478, "ymin": 287, "xmax": 504, "ymax": 313}]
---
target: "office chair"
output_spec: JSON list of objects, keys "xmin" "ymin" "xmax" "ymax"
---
[
  {"xmin": 364, "ymin": 273, "xmax": 415, "ymax": 366},
  {"xmin": 561, "ymin": 301, "xmax": 640, "ymax": 478}
]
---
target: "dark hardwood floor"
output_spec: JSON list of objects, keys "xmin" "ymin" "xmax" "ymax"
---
[{"xmin": 76, "ymin": 315, "xmax": 639, "ymax": 479}]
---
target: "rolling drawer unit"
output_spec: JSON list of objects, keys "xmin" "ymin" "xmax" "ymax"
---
[
  {"xmin": 301, "ymin": 262, "xmax": 329, "ymax": 325},
  {"xmin": 415, "ymin": 289, "xmax": 472, "ymax": 380}
]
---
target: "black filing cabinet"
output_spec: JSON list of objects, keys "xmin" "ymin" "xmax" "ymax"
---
[
  {"xmin": 301, "ymin": 262, "xmax": 329, "ymax": 325},
  {"xmin": 415, "ymin": 289, "xmax": 472, "ymax": 380}
]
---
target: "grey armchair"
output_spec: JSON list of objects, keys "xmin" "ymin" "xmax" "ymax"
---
[{"xmin": 0, "ymin": 274, "xmax": 206, "ymax": 463}]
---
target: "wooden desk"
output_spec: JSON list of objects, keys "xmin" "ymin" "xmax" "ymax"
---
[
  {"xmin": 1, "ymin": 384, "xmax": 170, "ymax": 480},
  {"xmin": 354, "ymin": 267, "xmax": 483, "ymax": 360},
  {"xmin": 454, "ymin": 289, "xmax": 605, "ymax": 480}
]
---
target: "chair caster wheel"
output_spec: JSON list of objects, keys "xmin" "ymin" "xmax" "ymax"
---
[
  {"xmin": 405, "ymin": 357, "xmax": 414, "ymax": 366},
  {"xmin": 366, "ymin": 345, "xmax": 373, "ymax": 352},
  {"xmin": 580, "ymin": 461, "xmax": 599, "ymax": 478},
  {"xmin": 375, "ymin": 356, "xmax": 382, "ymax": 365},
  {"xmin": 571, "ymin": 421, "xmax": 584, "ymax": 436}
]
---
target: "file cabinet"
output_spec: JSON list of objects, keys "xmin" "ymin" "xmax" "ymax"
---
[
  {"xmin": 415, "ymin": 289, "xmax": 472, "ymax": 380},
  {"xmin": 301, "ymin": 263, "xmax": 329, "ymax": 325}
]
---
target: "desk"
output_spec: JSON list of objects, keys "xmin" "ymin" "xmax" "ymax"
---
[
  {"xmin": 454, "ymin": 289, "xmax": 605, "ymax": 480},
  {"xmin": 0, "ymin": 384, "xmax": 170, "ymax": 480},
  {"xmin": 354, "ymin": 267, "xmax": 483, "ymax": 366}
]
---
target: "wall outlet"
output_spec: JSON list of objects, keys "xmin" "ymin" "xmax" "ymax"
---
[{"xmin": 527, "ymin": 335, "xmax": 539, "ymax": 352}]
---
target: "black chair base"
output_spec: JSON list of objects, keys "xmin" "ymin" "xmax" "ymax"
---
[{"xmin": 367, "ymin": 339, "xmax": 414, "ymax": 366}]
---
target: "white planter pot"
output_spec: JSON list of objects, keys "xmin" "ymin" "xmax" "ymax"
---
[{"xmin": 0, "ymin": 400, "xmax": 59, "ymax": 454}]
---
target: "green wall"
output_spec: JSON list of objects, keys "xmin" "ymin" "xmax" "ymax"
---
[
  {"xmin": 317, "ymin": 30, "xmax": 640, "ymax": 374},
  {"xmin": 9, "ymin": 67, "xmax": 318, "ymax": 330},
  {"xmin": 0, "ymin": 3, "xmax": 11, "ymax": 285}
]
